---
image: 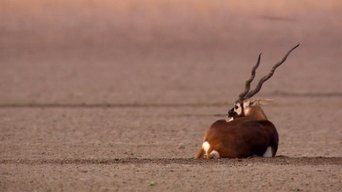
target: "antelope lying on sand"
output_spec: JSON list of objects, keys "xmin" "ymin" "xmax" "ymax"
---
[{"xmin": 195, "ymin": 44, "xmax": 300, "ymax": 159}]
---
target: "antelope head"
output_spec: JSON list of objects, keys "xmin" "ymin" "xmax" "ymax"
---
[{"xmin": 227, "ymin": 44, "xmax": 300, "ymax": 121}]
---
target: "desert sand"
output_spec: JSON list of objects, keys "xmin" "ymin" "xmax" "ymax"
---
[{"xmin": 0, "ymin": 1, "xmax": 341, "ymax": 191}]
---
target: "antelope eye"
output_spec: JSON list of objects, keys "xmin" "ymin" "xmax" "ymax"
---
[{"xmin": 235, "ymin": 106, "xmax": 238, "ymax": 109}]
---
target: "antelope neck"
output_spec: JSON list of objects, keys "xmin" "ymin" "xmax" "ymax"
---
[{"xmin": 239, "ymin": 100, "xmax": 246, "ymax": 117}]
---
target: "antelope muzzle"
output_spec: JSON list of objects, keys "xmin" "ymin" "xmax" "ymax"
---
[{"xmin": 228, "ymin": 108, "xmax": 238, "ymax": 118}]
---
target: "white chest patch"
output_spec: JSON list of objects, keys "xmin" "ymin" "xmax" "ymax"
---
[
  {"xmin": 235, "ymin": 105, "xmax": 242, "ymax": 115},
  {"xmin": 263, "ymin": 146, "xmax": 273, "ymax": 157}
]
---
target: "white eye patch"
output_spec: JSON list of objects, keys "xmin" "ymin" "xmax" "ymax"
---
[{"xmin": 234, "ymin": 103, "xmax": 242, "ymax": 115}]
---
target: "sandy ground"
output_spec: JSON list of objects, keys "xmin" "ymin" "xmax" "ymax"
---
[{"xmin": 1, "ymin": 1, "xmax": 342, "ymax": 191}]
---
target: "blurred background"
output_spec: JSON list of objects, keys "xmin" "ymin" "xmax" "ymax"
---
[
  {"xmin": 1, "ymin": 3, "xmax": 342, "ymax": 190},
  {"xmin": 1, "ymin": 0, "xmax": 341, "ymax": 105}
]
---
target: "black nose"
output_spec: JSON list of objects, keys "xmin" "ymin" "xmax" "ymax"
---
[{"xmin": 228, "ymin": 108, "xmax": 236, "ymax": 117}]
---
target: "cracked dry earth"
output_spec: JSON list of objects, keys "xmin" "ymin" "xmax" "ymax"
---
[{"xmin": 1, "ymin": 1, "xmax": 342, "ymax": 191}]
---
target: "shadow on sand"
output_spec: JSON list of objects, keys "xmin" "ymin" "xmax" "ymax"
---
[{"xmin": 1, "ymin": 156, "xmax": 341, "ymax": 166}]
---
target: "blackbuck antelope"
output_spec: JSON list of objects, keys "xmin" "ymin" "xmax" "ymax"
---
[{"xmin": 195, "ymin": 44, "xmax": 300, "ymax": 159}]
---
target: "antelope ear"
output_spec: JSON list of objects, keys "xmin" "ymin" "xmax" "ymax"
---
[
  {"xmin": 242, "ymin": 99, "xmax": 251, "ymax": 108},
  {"xmin": 252, "ymin": 99, "xmax": 274, "ymax": 106}
]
